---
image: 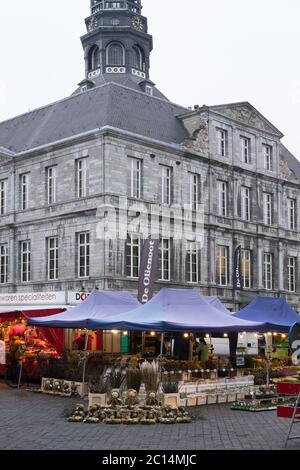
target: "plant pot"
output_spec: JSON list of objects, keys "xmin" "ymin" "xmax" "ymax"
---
[
  {"xmin": 75, "ymin": 382, "xmax": 89, "ymax": 397},
  {"xmin": 227, "ymin": 392, "xmax": 237, "ymax": 403},
  {"xmin": 88, "ymin": 393, "xmax": 107, "ymax": 408},
  {"xmin": 162, "ymin": 393, "xmax": 180, "ymax": 409},
  {"xmin": 217, "ymin": 394, "xmax": 227, "ymax": 404},
  {"xmin": 197, "ymin": 395, "xmax": 207, "ymax": 406},
  {"xmin": 237, "ymin": 391, "xmax": 246, "ymax": 400},
  {"xmin": 186, "ymin": 395, "xmax": 197, "ymax": 407},
  {"xmin": 207, "ymin": 394, "xmax": 217, "ymax": 404}
]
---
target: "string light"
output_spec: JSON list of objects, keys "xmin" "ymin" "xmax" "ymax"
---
[
  {"xmin": 267, "ymin": 332, "xmax": 272, "ymax": 336},
  {"xmin": 223, "ymin": 333, "xmax": 228, "ymax": 338},
  {"xmin": 282, "ymin": 334, "xmax": 287, "ymax": 339},
  {"xmin": 112, "ymin": 330, "xmax": 119, "ymax": 335},
  {"xmin": 183, "ymin": 333, "xmax": 189, "ymax": 339},
  {"xmin": 150, "ymin": 332, "xmax": 156, "ymax": 337},
  {"xmin": 205, "ymin": 334, "xmax": 210, "ymax": 339},
  {"xmin": 123, "ymin": 331, "xmax": 128, "ymax": 336}
]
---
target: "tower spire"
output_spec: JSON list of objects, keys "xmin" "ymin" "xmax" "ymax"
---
[{"xmin": 79, "ymin": 0, "xmax": 153, "ymax": 92}]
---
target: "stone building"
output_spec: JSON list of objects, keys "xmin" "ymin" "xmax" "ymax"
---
[{"xmin": 0, "ymin": 0, "xmax": 300, "ymax": 311}]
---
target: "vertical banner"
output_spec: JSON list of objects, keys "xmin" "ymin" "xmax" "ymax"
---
[
  {"xmin": 138, "ymin": 237, "xmax": 159, "ymax": 304},
  {"xmin": 233, "ymin": 245, "xmax": 242, "ymax": 290}
]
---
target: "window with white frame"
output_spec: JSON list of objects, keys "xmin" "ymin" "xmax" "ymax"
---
[
  {"xmin": 145, "ymin": 86, "xmax": 153, "ymax": 96},
  {"xmin": 0, "ymin": 179, "xmax": 7, "ymax": 216},
  {"xmin": 20, "ymin": 241, "xmax": 31, "ymax": 283},
  {"xmin": 288, "ymin": 256, "xmax": 296, "ymax": 293},
  {"xmin": 241, "ymin": 186, "xmax": 251, "ymax": 221},
  {"xmin": 241, "ymin": 137, "xmax": 251, "ymax": 164},
  {"xmin": 46, "ymin": 166, "xmax": 57, "ymax": 205},
  {"xmin": 217, "ymin": 129, "xmax": 227, "ymax": 157},
  {"xmin": 186, "ymin": 242, "xmax": 199, "ymax": 284},
  {"xmin": 77, "ymin": 232, "xmax": 90, "ymax": 278},
  {"xmin": 161, "ymin": 165, "xmax": 172, "ymax": 205},
  {"xmin": 47, "ymin": 237, "xmax": 58, "ymax": 281},
  {"xmin": 217, "ymin": 181, "xmax": 227, "ymax": 217},
  {"xmin": 241, "ymin": 249, "xmax": 251, "ymax": 289},
  {"xmin": 129, "ymin": 157, "xmax": 142, "ymax": 199},
  {"xmin": 158, "ymin": 238, "xmax": 171, "ymax": 281},
  {"xmin": 20, "ymin": 173, "xmax": 30, "ymax": 210},
  {"xmin": 189, "ymin": 173, "xmax": 200, "ymax": 211},
  {"xmin": 76, "ymin": 158, "xmax": 88, "ymax": 198},
  {"xmin": 0, "ymin": 244, "xmax": 8, "ymax": 285},
  {"xmin": 288, "ymin": 198, "xmax": 296, "ymax": 231},
  {"xmin": 263, "ymin": 253, "xmax": 273, "ymax": 290},
  {"xmin": 263, "ymin": 192, "xmax": 273, "ymax": 225},
  {"xmin": 126, "ymin": 234, "xmax": 140, "ymax": 278},
  {"xmin": 263, "ymin": 144, "xmax": 273, "ymax": 171},
  {"xmin": 216, "ymin": 245, "xmax": 229, "ymax": 286}
]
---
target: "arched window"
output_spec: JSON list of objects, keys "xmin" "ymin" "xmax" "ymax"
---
[
  {"xmin": 106, "ymin": 42, "xmax": 125, "ymax": 66},
  {"xmin": 133, "ymin": 45, "xmax": 145, "ymax": 71},
  {"xmin": 88, "ymin": 45, "xmax": 100, "ymax": 71}
]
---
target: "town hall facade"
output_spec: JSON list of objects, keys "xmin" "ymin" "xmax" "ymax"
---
[{"xmin": 0, "ymin": 0, "xmax": 300, "ymax": 311}]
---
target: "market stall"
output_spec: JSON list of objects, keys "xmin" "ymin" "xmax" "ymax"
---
[
  {"xmin": 233, "ymin": 296, "xmax": 300, "ymax": 333},
  {"xmin": 0, "ymin": 309, "xmax": 64, "ymax": 378}
]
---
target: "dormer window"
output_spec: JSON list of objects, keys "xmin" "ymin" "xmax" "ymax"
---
[{"xmin": 146, "ymin": 86, "xmax": 153, "ymax": 96}]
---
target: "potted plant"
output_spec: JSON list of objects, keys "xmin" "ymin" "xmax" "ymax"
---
[
  {"xmin": 88, "ymin": 375, "xmax": 111, "ymax": 408},
  {"xmin": 107, "ymin": 367, "xmax": 126, "ymax": 393},
  {"xmin": 161, "ymin": 381, "xmax": 180, "ymax": 408},
  {"xmin": 141, "ymin": 360, "xmax": 160, "ymax": 394},
  {"xmin": 126, "ymin": 368, "xmax": 142, "ymax": 393}
]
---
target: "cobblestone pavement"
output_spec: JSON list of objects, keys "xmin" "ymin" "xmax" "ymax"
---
[{"xmin": 0, "ymin": 383, "xmax": 299, "ymax": 450}]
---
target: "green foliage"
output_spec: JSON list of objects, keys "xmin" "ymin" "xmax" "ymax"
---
[{"xmin": 162, "ymin": 381, "xmax": 179, "ymax": 393}]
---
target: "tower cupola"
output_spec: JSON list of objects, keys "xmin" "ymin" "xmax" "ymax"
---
[{"xmin": 80, "ymin": 0, "xmax": 153, "ymax": 89}]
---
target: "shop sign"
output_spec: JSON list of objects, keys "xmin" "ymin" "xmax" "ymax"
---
[
  {"xmin": 67, "ymin": 291, "xmax": 91, "ymax": 305},
  {"xmin": 0, "ymin": 291, "xmax": 66, "ymax": 306}
]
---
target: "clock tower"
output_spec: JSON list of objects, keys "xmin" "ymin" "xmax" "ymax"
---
[{"xmin": 79, "ymin": 1, "xmax": 154, "ymax": 92}]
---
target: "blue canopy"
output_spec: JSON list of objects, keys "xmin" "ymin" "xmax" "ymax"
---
[
  {"xmin": 28, "ymin": 290, "xmax": 140, "ymax": 329},
  {"xmin": 88, "ymin": 288, "xmax": 263, "ymax": 333},
  {"xmin": 203, "ymin": 296, "xmax": 231, "ymax": 314},
  {"xmin": 233, "ymin": 296, "xmax": 300, "ymax": 333}
]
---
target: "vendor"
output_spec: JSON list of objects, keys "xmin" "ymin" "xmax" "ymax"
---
[
  {"xmin": 196, "ymin": 337, "xmax": 210, "ymax": 363},
  {"xmin": 72, "ymin": 333, "xmax": 87, "ymax": 351}
]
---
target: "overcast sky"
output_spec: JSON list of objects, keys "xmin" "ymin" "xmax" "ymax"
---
[{"xmin": 0, "ymin": 0, "xmax": 300, "ymax": 157}]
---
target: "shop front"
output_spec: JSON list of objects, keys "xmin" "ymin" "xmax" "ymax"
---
[{"xmin": 0, "ymin": 291, "xmax": 130, "ymax": 374}]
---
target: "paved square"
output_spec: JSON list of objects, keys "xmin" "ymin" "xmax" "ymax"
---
[{"xmin": 0, "ymin": 383, "xmax": 298, "ymax": 450}]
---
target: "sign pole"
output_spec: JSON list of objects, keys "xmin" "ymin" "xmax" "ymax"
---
[{"xmin": 81, "ymin": 329, "xmax": 89, "ymax": 397}]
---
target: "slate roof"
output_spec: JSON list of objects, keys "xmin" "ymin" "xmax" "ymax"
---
[
  {"xmin": 0, "ymin": 82, "xmax": 188, "ymax": 154},
  {"xmin": 280, "ymin": 144, "xmax": 300, "ymax": 180}
]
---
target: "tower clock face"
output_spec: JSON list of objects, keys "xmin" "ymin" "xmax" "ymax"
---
[
  {"xmin": 87, "ymin": 17, "xmax": 98, "ymax": 32},
  {"xmin": 132, "ymin": 16, "xmax": 144, "ymax": 31}
]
